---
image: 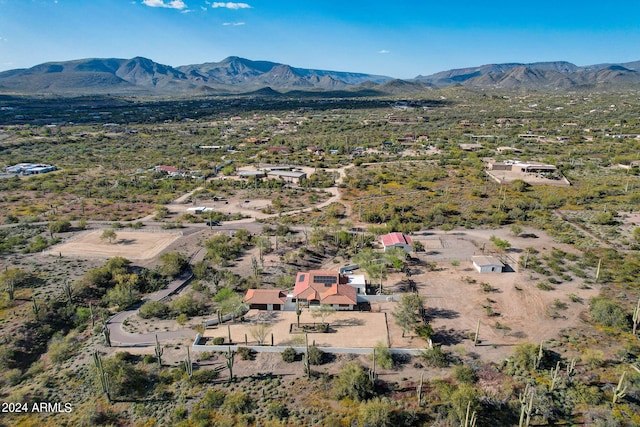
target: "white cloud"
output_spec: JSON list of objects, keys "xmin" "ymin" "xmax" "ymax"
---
[
  {"xmin": 142, "ymin": 0, "xmax": 187, "ymax": 9},
  {"xmin": 378, "ymin": 50, "xmax": 391, "ymax": 54},
  {"xmin": 222, "ymin": 21, "xmax": 245, "ymax": 26},
  {"xmin": 212, "ymin": 2, "xmax": 251, "ymax": 9}
]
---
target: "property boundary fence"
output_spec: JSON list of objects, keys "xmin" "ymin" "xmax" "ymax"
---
[{"xmin": 191, "ymin": 334, "xmax": 424, "ymax": 356}]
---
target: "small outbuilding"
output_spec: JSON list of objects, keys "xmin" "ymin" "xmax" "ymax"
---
[
  {"xmin": 472, "ymin": 256, "xmax": 504, "ymax": 273},
  {"xmin": 380, "ymin": 232, "xmax": 413, "ymax": 253}
]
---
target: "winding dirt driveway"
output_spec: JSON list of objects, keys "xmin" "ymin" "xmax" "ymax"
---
[{"xmin": 104, "ymin": 166, "xmax": 351, "ymax": 346}]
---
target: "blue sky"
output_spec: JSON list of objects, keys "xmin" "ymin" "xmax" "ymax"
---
[{"xmin": 1, "ymin": 0, "xmax": 639, "ymax": 78}]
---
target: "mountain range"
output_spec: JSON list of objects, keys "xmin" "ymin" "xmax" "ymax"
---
[{"xmin": 0, "ymin": 56, "xmax": 639, "ymax": 96}]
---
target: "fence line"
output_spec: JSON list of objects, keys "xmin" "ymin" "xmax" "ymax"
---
[{"xmin": 191, "ymin": 335, "xmax": 424, "ymax": 356}]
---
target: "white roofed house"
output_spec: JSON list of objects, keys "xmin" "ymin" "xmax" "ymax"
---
[
  {"xmin": 267, "ymin": 170, "xmax": 307, "ymax": 184},
  {"xmin": 472, "ymin": 256, "xmax": 504, "ymax": 273}
]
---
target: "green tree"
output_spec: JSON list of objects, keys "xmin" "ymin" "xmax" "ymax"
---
[
  {"xmin": 49, "ymin": 219, "xmax": 72, "ymax": 234},
  {"xmin": 421, "ymin": 345, "xmax": 449, "ymax": 368},
  {"xmin": 311, "ymin": 304, "xmax": 337, "ymax": 326},
  {"xmin": 590, "ymin": 297, "xmax": 628, "ymax": 329},
  {"xmin": 358, "ymin": 397, "xmax": 394, "ymax": 427},
  {"xmin": 1, "ymin": 268, "xmax": 29, "ymax": 301},
  {"xmin": 372, "ymin": 341, "xmax": 393, "ymax": 370},
  {"xmin": 489, "ymin": 235, "xmax": 511, "ymax": 252},
  {"xmin": 100, "ymin": 229, "xmax": 117, "ymax": 244},
  {"xmin": 392, "ymin": 293, "xmax": 425, "ymax": 337},
  {"xmin": 282, "ymin": 347, "xmax": 297, "ymax": 363},
  {"xmin": 219, "ymin": 293, "xmax": 246, "ymax": 321},
  {"xmin": 159, "ymin": 251, "xmax": 188, "ymax": 278},
  {"xmin": 333, "ymin": 362, "xmax": 374, "ymax": 401},
  {"xmin": 169, "ymin": 292, "xmax": 207, "ymax": 317},
  {"xmin": 249, "ymin": 323, "xmax": 271, "ymax": 345},
  {"xmin": 139, "ymin": 300, "xmax": 169, "ymax": 319}
]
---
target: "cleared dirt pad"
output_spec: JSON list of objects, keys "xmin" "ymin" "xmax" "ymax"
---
[{"xmin": 51, "ymin": 229, "xmax": 182, "ymax": 259}]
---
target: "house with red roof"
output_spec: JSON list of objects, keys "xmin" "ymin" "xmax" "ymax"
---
[
  {"xmin": 293, "ymin": 270, "xmax": 357, "ymax": 310},
  {"xmin": 380, "ymin": 232, "xmax": 413, "ymax": 253},
  {"xmin": 243, "ymin": 289, "xmax": 287, "ymax": 311}
]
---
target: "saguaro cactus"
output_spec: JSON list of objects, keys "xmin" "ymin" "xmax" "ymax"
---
[
  {"xmin": 518, "ymin": 384, "xmax": 534, "ymax": 427},
  {"xmin": 416, "ymin": 371, "xmax": 424, "ymax": 406},
  {"xmin": 550, "ymin": 361, "xmax": 561, "ymax": 391},
  {"xmin": 32, "ymin": 298, "xmax": 40, "ymax": 321},
  {"xmin": 63, "ymin": 280, "xmax": 73, "ymax": 306},
  {"xmin": 103, "ymin": 324, "xmax": 111, "ymax": 347},
  {"xmin": 535, "ymin": 341, "xmax": 544, "ymax": 370},
  {"xmin": 612, "ymin": 371, "xmax": 627, "ymax": 404},
  {"xmin": 155, "ymin": 335, "xmax": 163, "ymax": 367},
  {"xmin": 304, "ymin": 333, "xmax": 311, "ymax": 378},
  {"xmin": 93, "ymin": 351, "xmax": 111, "ymax": 403},
  {"xmin": 463, "ymin": 401, "xmax": 477, "ymax": 427},
  {"xmin": 632, "ymin": 297, "xmax": 640, "ymax": 336},
  {"xmin": 184, "ymin": 346, "xmax": 193, "ymax": 378},
  {"xmin": 368, "ymin": 347, "xmax": 377, "ymax": 387},
  {"xmin": 225, "ymin": 347, "xmax": 234, "ymax": 383}
]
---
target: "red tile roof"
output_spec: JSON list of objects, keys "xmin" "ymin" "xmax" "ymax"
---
[
  {"xmin": 293, "ymin": 270, "xmax": 356, "ymax": 306},
  {"xmin": 381, "ymin": 232, "xmax": 413, "ymax": 247},
  {"xmin": 244, "ymin": 289, "xmax": 287, "ymax": 305}
]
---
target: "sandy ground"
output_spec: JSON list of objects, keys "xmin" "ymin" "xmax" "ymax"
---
[
  {"xmin": 203, "ymin": 310, "xmax": 392, "ymax": 348},
  {"xmin": 117, "ymin": 223, "xmax": 599, "ymax": 365},
  {"xmin": 50, "ymin": 229, "xmax": 182, "ymax": 259}
]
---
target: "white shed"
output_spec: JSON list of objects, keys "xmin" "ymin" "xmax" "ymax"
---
[{"xmin": 472, "ymin": 256, "xmax": 504, "ymax": 273}]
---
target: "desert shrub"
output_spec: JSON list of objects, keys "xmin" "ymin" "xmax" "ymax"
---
[
  {"xmin": 372, "ymin": 342, "xmax": 393, "ymax": 370},
  {"xmin": 190, "ymin": 368, "xmax": 220, "ymax": 384},
  {"xmin": 212, "ymin": 337, "xmax": 224, "ymax": 345},
  {"xmin": 453, "ymin": 364, "xmax": 477, "ymax": 384},
  {"xmin": 358, "ymin": 397, "xmax": 394, "ymax": 427},
  {"xmin": 222, "ymin": 391, "xmax": 252, "ymax": 415},
  {"xmin": 236, "ymin": 347, "xmax": 253, "ymax": 360},
  {"xmin": 511, "ymin": 342, "xmax": 547, "ymax": 371},
  {"xmin": 421, "ymin": 346, "xmax": 449, "ymax": 368},
  {"xmin": 537, "ymin": 282, "xmax": 555, "ymax": 291},
  {"xmin": 169, "ymin": 292, "xmax": 207, "ymax": 317},
  {"xmin": 267, "ymin": 401, "xmax": 289, "ymax": 420},
  {"xmin": 198, "ymin": 389, "xmax": 225, "ymax": 410},
  {"xmin": 333, "ymin": 362, "xmax": 373, "ymax": 401},
  {"xmin": 308, "ymin": 346, "xmax": 325, "ymax": 365},
  {"xmin": 138, "ymin": 300, "xmax": 169, "ymax": 319},
  {"xmin": 415, "ymin": 324, "xmax": 435, "ymax": 340},
  {"xmin": 590, "ymin": 297, "xmax": 628, "ymax": 329},
  {"xmin": 282, "ymin": 347, "xmax": 297, "ymax": 363}
]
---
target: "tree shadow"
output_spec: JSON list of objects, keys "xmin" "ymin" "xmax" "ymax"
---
[
  {"xmin": 424, "ymin": 307, "xmax": 460, "ymax": 321},
  {"xmin": 250, "ymin": 311, "xmax": 281, "ymax": 323},
  {"xmin": 433, "ymin": 328, "xmax": 466, "ymax": 345},
  {"xmin": 333, "ymin": 318, "xmax": 365, "ymax": 327}
]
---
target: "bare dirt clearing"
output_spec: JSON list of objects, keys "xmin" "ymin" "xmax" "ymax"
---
[{"xmin": 51, "ymin": 229, "xmax": 182, "ymax": 259}]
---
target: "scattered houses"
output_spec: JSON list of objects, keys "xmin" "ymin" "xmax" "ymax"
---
[{"xmin": 5, "ymin": 163, "xmax": 57, "ymax": 175}]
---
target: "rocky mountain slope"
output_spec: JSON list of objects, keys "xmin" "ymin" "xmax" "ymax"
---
[{"xmin": 1, "ymin": 56, "xmax": 638, "ymax": 96}]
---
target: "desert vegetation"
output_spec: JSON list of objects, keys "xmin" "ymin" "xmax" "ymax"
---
[{"xmin": 1, "ymin": 87, "xmax": 639, "ymax": 426}]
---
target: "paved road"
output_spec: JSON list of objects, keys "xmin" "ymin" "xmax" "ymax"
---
[{"xmin": 105, "ymin": 248, "xmax": 206, "ymax": 346}]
